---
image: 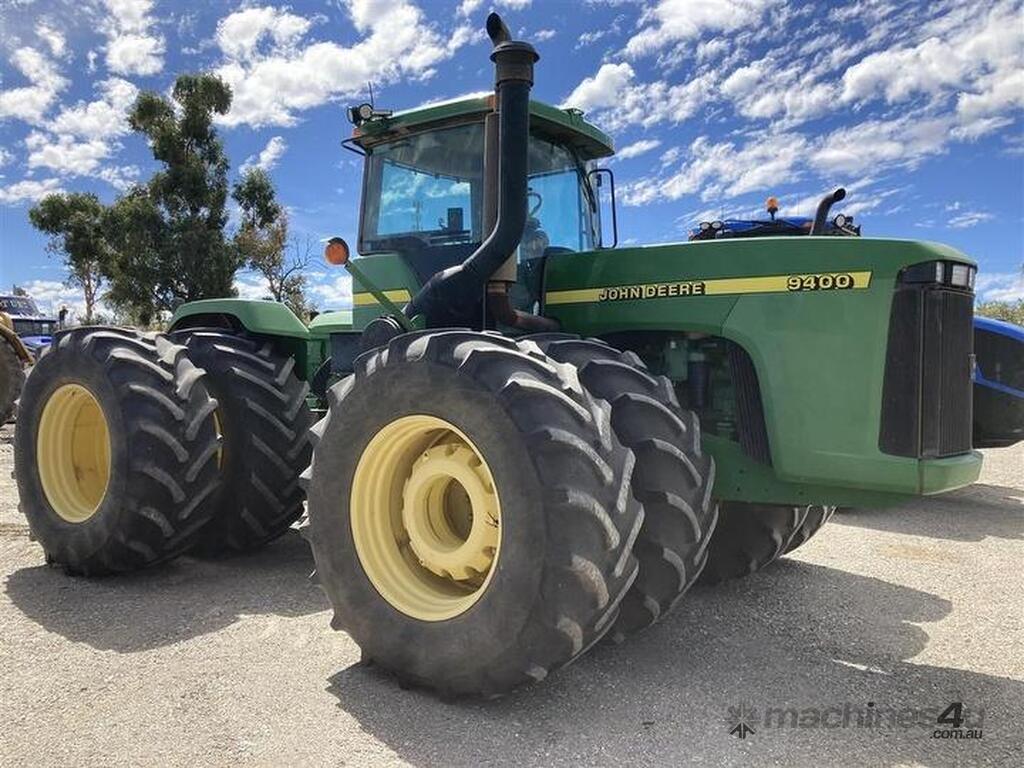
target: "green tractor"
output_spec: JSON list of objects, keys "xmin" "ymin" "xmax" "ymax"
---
[{"xmin": 15, "ymin": 15, "xmax": 980, "ymax": 696}]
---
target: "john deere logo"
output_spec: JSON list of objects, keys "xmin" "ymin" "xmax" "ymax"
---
[{"xmin": 598, "ymin": 281, "xmax": 707, "ymax": 301}]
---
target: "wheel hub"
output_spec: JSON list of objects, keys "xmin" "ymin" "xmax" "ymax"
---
[
  {"xmin": 402, "ymin": 442, "xmax": 499, "ymax": 582},
  {"xmin": 350, "ymin": 415, "xmax": 502, "ymax": 622}
]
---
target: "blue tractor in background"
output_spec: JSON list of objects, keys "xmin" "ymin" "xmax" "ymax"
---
[
  {"xmin": 972, "ymin": 315, "xmax": 1024, "ymax": 448},
  {"xmin": 690, "ymin": 193, "xmax": 1024, "ymax": 450},
  {"xmin": 0, "ymin": 294, "xmax": 59, "ymax": 360}
]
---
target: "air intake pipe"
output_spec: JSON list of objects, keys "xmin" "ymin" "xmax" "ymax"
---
[
  {"xmin": 810, "ymin": 188, "xmax": 846, "ymax": 235},
  {"xmin": 404, "ymin": 13, "xmax": 550, "ymax": 328}
]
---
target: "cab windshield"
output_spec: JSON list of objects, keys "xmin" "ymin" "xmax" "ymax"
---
[
  {"xmin": 360, "ymin": 123, "xmax": 597, "ymax": 256},
  {"xmin": 14, "ymin": 319, "xmax": 57, "ymax": 337}
]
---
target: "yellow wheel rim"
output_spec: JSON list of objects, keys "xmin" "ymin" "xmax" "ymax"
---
[
  {"xmin": 351, "ymin": 415, "xmax": 501, "ymax": 622},
  {"xmin": 36, "ymin": 383, "xmax": 112, "ymax": 523}
]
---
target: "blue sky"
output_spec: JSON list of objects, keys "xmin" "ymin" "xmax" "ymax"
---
[{"xmin": 0, "ymin": 0, "xmax": 1022, "ymax": 318}]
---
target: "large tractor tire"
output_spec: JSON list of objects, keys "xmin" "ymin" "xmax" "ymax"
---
[
  {"xmin": 170, "ymin": 330, "xmax": 315, "ymax": 554},
  {"xmin": 304, "ymin": 330, "xmax": 642, "ymax": 697},
  {"xmin": 699, "ymin": 502, "xmax": 807, "ymax": 585},
  {"xmin": 14, "ymin": 328, "xmax": 222, "ymax": 575},
  {"xmin": 782, "ymin": 504, "xmax": 836, "ymax": 555},
  {"xmin": 0, "ymin": 337, "xmax": 25, "ymax": 423},
  {"xmin": 529, "ymin": 335, "xmax": 717, "ymax": 640}
]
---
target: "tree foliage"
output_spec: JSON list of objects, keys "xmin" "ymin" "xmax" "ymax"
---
[
  {"xmin": 102, "ymin": 73, "xmax": 242, "ymax": 324},
  {"xmin": 232, "ymin": 167, "xmax": 312, "ymax": 319},
  {"xmin": 27, "ymin": 72, "xmax": 317, "ymax": 327},
  {"xmin": 28, "ymin": 192, "xmax": 107, "ymax": 323},
  {"xmin": 976, "ymin": 299, "xmax": 1024, "ymax": 326}
]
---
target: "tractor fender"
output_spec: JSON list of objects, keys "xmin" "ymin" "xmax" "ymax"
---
[
  {"xmin": 168, "ymin": 299, "xmax": 323, "ymax": 383},
  {"xmin": 168, "ymin": 298, "xmax": 310, "ymax": 338}
]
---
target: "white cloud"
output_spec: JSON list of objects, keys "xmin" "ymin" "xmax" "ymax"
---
[
  {"xmin": 94, "ymin": 164, "xmax": 140, "ymax": 190},
  {"xmin": 103, "ymin": 0, "xmax": 165, "ymax": 76},
  {"xmin": 308, "ymin": 273, "xmax": 353, "ymax": 309},
  {"xmin": 106, "ymin": 33, "xmax": 164, "ymax": 76},
  {"xmin": 15, "ymin": 78, "xmax": 139, "ymax": 188},
  {"xmin": 215, "ymin": 1, "xmax": 470, "ymax": 128},
  {"xmin": 25, "ymin": 132, "xmax": 112, "ymax": 176},
  {"xmin": 621, "ymin": 131, "xmax": 810, "ymax": 206},
  {"xmin": 976, "ymin": 270, "xmax": 1024, "ymax": 302},
  {"xmin": 956, "ymin": 69, "xmax": 1024, "ymax": 130},
  {"xmin": 36, "ymin": 22, "xmax": 66, "ymax": 58},
  {"xmin": 562, "ymin": 62, "xmax": 634, "ymax": 112},
  {"xmin": 576, "ymin": 29, "xmax": 609, "ymax": 49},
  {"xmin": 234, "ymin": 272, "xmax": 272, "ymax": 301},
  {"xmin": 947, "ymin": 210, "xmax": 995, "ymax": 229},
  {"xmin": 0, "ymin": 46, "xmax": 68, "ymax": 123},
  {"xmin": 835, "ymin": 0, "xmax": 1024, "ymax": 141},
  {"xmin": 811, "ymin": 114, "xmax": 951, "ymax": 175},
  {"xmin": 562, "ymin": 62, "xmax": 711, "ymax": 131},
  {"xmin": 458, "ymin": 0, "xmax": 532, "ymax": 16},
  {"xmin": 696, "ymin": 37, "xmax": 729, "ymax": 63},
  {"xmin": 841, "ymin": 2, "xmax": 1022, "ymax": 108},
  {"xmin": 215, "ymin": 6, "xmax": 311, "ymax": 63},
  {"xmin": 241, "ymin": 135, "xmax": 288, "ymax": 173},
  {"xmin": 625, "ymin": 0, "xmax": 769, "ymax": 58},
  {"xmin": 17, "ymin": 280, "xmax": 88, "ymax": 321},
  {"xmin": 720, "ymin": 55, "xmax": 837, "ymax": 124},
  {"xmin": 0, "ymin": 178, "xmax": 64, "ymax": 205},
  {"xmin": 49, "ymin": 78, "xmax": 139, "ymax": 140},
  {"xmin": 0, "ymin": 147, "xmax": 13, "ymax": 167},
  {"xmin": 534, "ymin": 29, "xmax": 556, "ymax": 42},
  {"xmin": 616, "ymin": 138, "xmax": 661, "ymax": 159}
]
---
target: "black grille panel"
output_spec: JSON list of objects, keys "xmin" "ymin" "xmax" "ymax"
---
[
  {"xmin": 880, "ymin": 286, "xmax": 973, "ymax": 458},
  {"xmin": 728, "ymin": 341, "xmax": 772, "ymax": 465}
]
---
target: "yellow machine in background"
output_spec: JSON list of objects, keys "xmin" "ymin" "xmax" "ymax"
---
[{"xmin": 0, "ymin": 311, "xmax": 31, "ymax": 423}]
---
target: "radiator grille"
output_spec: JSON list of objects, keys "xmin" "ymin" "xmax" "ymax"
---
[{"xmin": 880, "ymin": 286, "xmax": 973, "ymax": 458}]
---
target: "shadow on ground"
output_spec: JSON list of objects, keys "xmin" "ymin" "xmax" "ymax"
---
[
  {"xmin": 327, "ymin": 561, "xmax": 1020, "ymax": 767},
  {"xmin": 835, "ymin": 482, "xmax": 1023, "ymax": 543},
  {"xmin": 4, "ymin": 528, "xmax": 327, "ymax": 651}
]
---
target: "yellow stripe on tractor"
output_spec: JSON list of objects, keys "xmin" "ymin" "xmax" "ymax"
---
[
  {"xmin": 353, "ymin": 289, "xmax": 412, "ymax": 307},
  {"xmin": 545, "ymin": 271, "xmax": 872, "ymax": 306}
]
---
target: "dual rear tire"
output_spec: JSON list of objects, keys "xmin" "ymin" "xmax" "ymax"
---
[
  {"xmin": 169, "ymin": 330, "xmax": 314, "ymax": 554},
  {"xmin": 305, "ymin": 330, "xmax": 719, "ymax": 696},
  {"xmin": 15, "ymin": 327, "xmax": 315, "ymax": 574},
  {"xmin": 699, "ymin": 502, "xmax": 835, "ymax": 585},
  {"xmin": 15, "ymin": 328, "xmax": 222, "ymax": 574},
  {"xmin": 305, "ymin": 331, "xmax": 644, "ymax": 696},
  {"xmin": 528, "ymin": 335, "xmax": 718, "ymax": 640}
]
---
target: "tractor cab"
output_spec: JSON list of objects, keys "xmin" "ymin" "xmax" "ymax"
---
[{"xmin": 348, "ymin": 97, "xmax": 615, "ymax": 314}]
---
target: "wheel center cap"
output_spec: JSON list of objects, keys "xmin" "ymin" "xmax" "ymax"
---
[{"xmin": 401, "ymin": 442, "xmax": 499, "ymax": 582}]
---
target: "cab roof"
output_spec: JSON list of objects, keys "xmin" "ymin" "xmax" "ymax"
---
[{"xmin": 352, "ymin": 95, "xmax": 615, "ymax": 161}]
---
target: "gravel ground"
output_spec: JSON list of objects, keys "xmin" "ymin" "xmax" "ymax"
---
[{"xmin": 1, "ymin": 421, "xmax": 1021, "ymax": 767}]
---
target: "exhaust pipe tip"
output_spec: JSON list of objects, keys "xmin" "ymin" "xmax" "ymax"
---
[
  {"xmin": 811, "ymin": 187, "xmax": 847, "ymax": 235},
  {"xmin": 486, "ymin": 12, "xmax": 511, "ymax": 45},
  {"xmin": 485, "ymin": 12, "xmax": 538, "ymax": 84}
]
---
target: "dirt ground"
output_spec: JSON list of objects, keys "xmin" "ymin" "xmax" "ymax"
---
[{"xmin": 1, "ymin": 421, "xmax": 1021, "ymax": 767}]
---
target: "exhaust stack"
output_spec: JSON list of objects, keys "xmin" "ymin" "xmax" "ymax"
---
[
  {"xmin": 810, "ymin": 188, "xmax": 846, "ymax": 235},
  {"xmin": 405, "ymin": 13, "xmax": 551, "ymax": 329}
]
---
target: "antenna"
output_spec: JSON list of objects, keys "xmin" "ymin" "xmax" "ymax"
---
[{"xmin": 367, "ymin": 81, "xmax": 375, "ymax": 108}]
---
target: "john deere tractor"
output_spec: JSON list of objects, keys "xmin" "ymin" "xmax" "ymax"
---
[{"xmin": 15, "ymin": 15, "xmax": 981, "ymax": 696}]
